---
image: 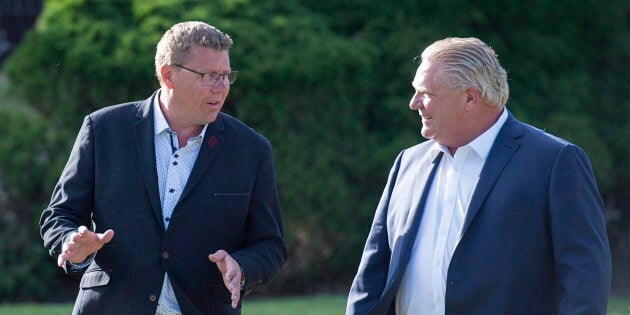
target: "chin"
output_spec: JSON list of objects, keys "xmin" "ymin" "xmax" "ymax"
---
[{"xmin": 202, "ymin": 113, "xmax": 219, "ymax": 124}]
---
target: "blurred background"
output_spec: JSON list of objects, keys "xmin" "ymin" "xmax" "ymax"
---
[{"xmin": 0, "ymin": 0, "xmax": 628, "ymax": 305}]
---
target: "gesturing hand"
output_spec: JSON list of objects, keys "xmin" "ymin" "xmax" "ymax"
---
[
  {"xmin": 57, "ymin": 226, "xmax": 114, "ymax": 267},
  {"xmin": 209, "ymin": 250, "xmax": 242, "ymax": 309}
]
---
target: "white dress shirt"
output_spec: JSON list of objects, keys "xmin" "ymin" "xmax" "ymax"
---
[
  {"xmin": 153, "ymin": 93, "xmax": 207, "ymax": 315},
  {"xmin": 396, "ymin": 109, "xmax": 508, "ymax": 315}
]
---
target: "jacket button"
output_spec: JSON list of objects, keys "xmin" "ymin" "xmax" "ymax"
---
[
  {"xmin": 162, "ymin": 251, "xmax": 170, "ymax": 259},
  {"xmin": 149, "ymin": 294, "xmax": 157, "ymax": 302}
]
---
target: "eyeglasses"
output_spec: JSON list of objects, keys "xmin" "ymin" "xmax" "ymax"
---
[{"xmin": 171, "ymin": 64, "xmax": 238, "ymax": 86}]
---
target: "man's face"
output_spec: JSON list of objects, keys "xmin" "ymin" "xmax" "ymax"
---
[
  {"xmin": 409, "ymin": 61, "xmax": 468, "ymax": 149},
  {"xmin": 168, "ymin": 46, "xmax": 231, "ymax": 128}
]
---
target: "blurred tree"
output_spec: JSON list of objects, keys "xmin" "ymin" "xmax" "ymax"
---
[{"xmin": 0, "ymin": 105, "xmax": 68, "ymax": 300}]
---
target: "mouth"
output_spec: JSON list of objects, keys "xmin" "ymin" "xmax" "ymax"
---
[{"xmin": 206, "ymin": 101, "xmax": 221, "ymax": 107}]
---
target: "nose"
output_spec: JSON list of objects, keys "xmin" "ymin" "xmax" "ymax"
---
[{"xmin": 409, "ymin": 91, "xmax": 423, "ymax": 110}]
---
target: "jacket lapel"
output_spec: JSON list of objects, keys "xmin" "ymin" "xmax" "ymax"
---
[
  {"xmin": 132, "ymin": 92, "xmax": 165, "ymax": 231},
  {"xmin": 461, "ymin": 114, "xmax": 523, "ymax": 236},
  {"xmin": 172, "ymin": 113, "xmax": 225, "ymax": 216},
  {"xmin": 380, "ymin": 151, "xmax": 443, "ymax": 304}
]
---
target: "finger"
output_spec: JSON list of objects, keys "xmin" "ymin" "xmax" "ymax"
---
[
  {"xmin": 225, "ymin": 269, "xmax": 236, "ymax": 282},
  {"xmin": 208, "ymin": 250, "xmax": 227, "ymax": 263},
  {"xmin": 57, "ymin": 253, "xmax": 67, "ymax": 268},
  {"xmin": 222, "ymin": 269, "xmax": 236, "ymax": 289},
  {"xmin": 98, "ymin": 229, "xmax": 115, "ymax": 244},
  {"xmin": 227, "ymin": 269, "xmax": 240, "ymax": 292},
  {"xmin": 78, "ymin": 226, "xmax": 89, "ymax": 235},
  {"xmin": 64, "ymin": 242, "xmax": 75, "ymax": 253},
  {"xmin": 72, "ymin": 227, "xmax": 91, "ymax": 243},
  {"xmin": 69, "ymin": 232, "xmax": 81, "ymax": 243},
  {"xmin": 231, "ymin": 290, "xmax": 241, "ymax": 309}
]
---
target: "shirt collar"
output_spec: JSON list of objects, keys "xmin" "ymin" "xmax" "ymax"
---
[
  {"xmin": 466, "ymin": 107, "xmax": 508, "ymax": 161},
  {"xmin": 430, "ymin": 107, "xmax": 508, "ymax": 161},
  {"xmin": 153, "ymin": 91, "xmax": 171, "ymax": 136},
  {"xmin": 153, "ymin": 90, "xmax": 208, "ymax": 139}
]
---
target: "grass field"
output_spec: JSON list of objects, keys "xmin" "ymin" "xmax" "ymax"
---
[{"xmin": 0, "ymin": 295, "xmax": 628, "ymax": 314}]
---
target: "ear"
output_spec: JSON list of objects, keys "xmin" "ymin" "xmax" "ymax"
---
[
  {"xmin": 464, "ymin": 86, "xmax": 481, "ymax": 111},
  {"xmin": 160, "ymin": 64, "xmax": 176, "ymax": 89}
]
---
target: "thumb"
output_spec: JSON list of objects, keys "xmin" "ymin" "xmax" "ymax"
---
[
  {"xmin": 57, "ymin": 252, "xmax": 68, "ymax": 268},
  {"xmin": 208, "ymin": 250, "xmax": 227, "ymax": 263},
  {"xmin": 98, "ymin": 229, "xmax": 115, "ymax": 244}
]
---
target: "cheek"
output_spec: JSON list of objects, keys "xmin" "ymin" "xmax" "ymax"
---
[{"xmin": 424, "ymin": 99, "xmax": 437, "ymax": 111}]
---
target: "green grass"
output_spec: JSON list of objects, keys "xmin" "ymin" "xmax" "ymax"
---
[
  {"xmin": 244, "ymin": 295, "xmax": 346, "ymax": 315},
  {"xmin": 0, "ymin": 303, "xmax": 71, "ymax": 315},
  {"xmin": 0, "ymin": 295, "xmax": 628, "ymax": 314},
  {"xmin": 610, "ymin": 296, "xmax": 630, "ymax": 315}
]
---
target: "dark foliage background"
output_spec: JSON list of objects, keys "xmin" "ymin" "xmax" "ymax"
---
[{"xmin": 0, "ymin": 0, "xmax": 628, "ymax": 301}]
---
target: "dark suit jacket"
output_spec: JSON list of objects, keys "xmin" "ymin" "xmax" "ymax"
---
[
  {"xmin": 40, "ymin": 91, "xmax": 287, "ymax": 315},
  {"xmin": 346, "ymin": 113, "xmax": 611, "ymax": 315}
]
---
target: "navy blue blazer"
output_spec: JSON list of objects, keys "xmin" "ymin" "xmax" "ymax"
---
[
  {"xmin": 40, "ymin": 91, "xmax": 287, "ymax": 315},
  {"xmin": 347, "ymin": 113, "xmax": 611, "ymax": 315}
]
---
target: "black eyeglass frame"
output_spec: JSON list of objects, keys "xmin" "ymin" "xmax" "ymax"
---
[{"xmin": 171, "ymin": 64, "xmax": 238, "ymax": 86}]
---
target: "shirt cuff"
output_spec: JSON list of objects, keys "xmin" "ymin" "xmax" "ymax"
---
[
  {"xmin": 67, "ymin": 253, "xmax": 95, "ymax": 271},
  {"xmin": 239, "ymin": 265, "xmax": 246, "ymax": 290}
]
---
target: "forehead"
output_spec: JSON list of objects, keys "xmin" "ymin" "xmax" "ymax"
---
[
  {"xmin": 412, "ymin": 61, "xmax": 440, "ymax": 90},
  {"xmin": 187, "ymin": 46, "xmax": 230, "ymax": 68}
]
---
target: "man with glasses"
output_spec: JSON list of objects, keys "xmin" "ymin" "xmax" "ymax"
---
[{"xmin": 40, "ymin": 21, "xmax": 287, "ymax": 315}]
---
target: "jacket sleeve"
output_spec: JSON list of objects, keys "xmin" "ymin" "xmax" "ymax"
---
[
  {"xmin": 40, "ymin": 115, "xmax": 95, "ymax": 274},
  {"xmin": 230, "ymin": 141, "xmax": 287, "ymax": 295},
  {"xmin": 548, "ymin": 144, "xmax": 611, "ymax": 315},
  {"xmin": 346, "ymin": 151, "xmax": 403, "ymax": 315}
]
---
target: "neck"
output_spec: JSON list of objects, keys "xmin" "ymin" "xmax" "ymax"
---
[
  {"xmin": 445, "ymin": 106, "xmax": 503, "ymax": 156},
  {"xmin": 158, "ymin": 93, "xmax": 204, "ymax": 148}
]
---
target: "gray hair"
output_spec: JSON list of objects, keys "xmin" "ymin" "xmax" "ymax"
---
[
  {"xmin": 421, "ymin": 37, "xmax": 509, "ymax": 107},
  {"xmin": 155, "ymin": 21, "xmax": 233, "ymax": 81}
]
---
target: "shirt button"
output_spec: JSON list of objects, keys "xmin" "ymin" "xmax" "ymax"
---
[
  {"xmin": 162, "ymin": 251, "xmax": 170, "ymax": 259},
  {"xmin": 172, "ymin": 161, "xmax": 178, "ymax": 165},
  {"xmin": 174, "ymin": 154, "xmax": 179, "ymax": 158},
  {"xmin": 169, "ymin": 188, "xmax": 175, "ymax": 193},
  {"xmin": 165, "ymin": 217, "xmax": 170, "ymax": 222},
  {"xmin": 149, "ymin": 294, "xmax": 157, "ymax": 302}
]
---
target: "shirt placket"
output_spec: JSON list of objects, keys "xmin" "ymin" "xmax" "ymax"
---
[{"xmin": 431, "ymin": 155, "xmax": 454, "ymax": 310}]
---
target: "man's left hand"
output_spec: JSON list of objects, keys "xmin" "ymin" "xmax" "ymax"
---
[{"xmin": 209, "ymin": 250, "xmax": 242, "ymax": 309}]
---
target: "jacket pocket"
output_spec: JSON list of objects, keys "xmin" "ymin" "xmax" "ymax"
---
[
  {"xmin": 80, "ymin": 269, "xmax": 111, "ymax": 289},
  {"xmin": 213, "ymin": 192, "xmax": 251, "ymax": 199}
]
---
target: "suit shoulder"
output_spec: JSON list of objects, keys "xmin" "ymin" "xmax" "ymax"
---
[
  {"xmin": 87, "ymin": 101, "xmax": 143, "ymax": 124},
  {"xmin": 219, "ymin": 113, "xmax": 271, "ymax": 147},
  {"xmin": 517, "ymin": 120, "xmax": 577, "ymax": 150}
]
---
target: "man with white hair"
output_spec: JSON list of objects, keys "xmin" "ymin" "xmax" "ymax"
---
[{"xmin": 346, "ymin": 37, "xmax": 611, "ymax": 315}]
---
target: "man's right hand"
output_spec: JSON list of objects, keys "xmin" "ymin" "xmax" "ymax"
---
[{"xmin": 57, "ymin": 226, "xmax": 114, "ymax": 267}]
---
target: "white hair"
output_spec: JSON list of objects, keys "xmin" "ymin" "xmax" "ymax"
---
[{"xmin": 421, "ymin": 37, "xmax": 509, "ymax": 107}]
